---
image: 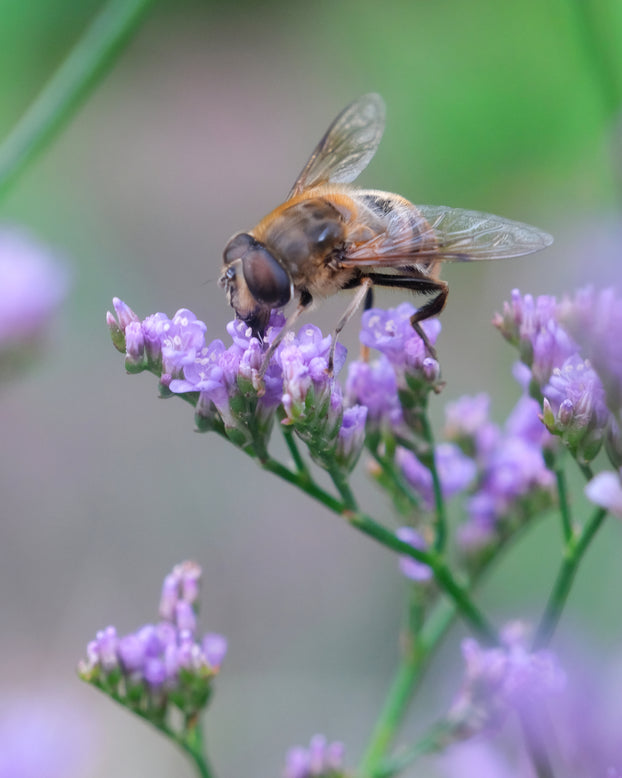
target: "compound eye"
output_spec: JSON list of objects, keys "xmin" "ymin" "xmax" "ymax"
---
[
  {"xmin": 223, "ymin": 232, "xmax": 254, "ymax": 265},
  {"xmin": 242, "ymin": 246, "xmax": 292, "ymax": 307}
]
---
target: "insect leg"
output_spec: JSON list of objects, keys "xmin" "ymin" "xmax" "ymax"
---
[
  {"xmin": 258, "ymin": 294, "xmax": 313, "ymax": 382},
  {"xmin": 328, "ymin": 276, "xmax": 373, "ymax": 372},
  {"xmin": 363, "ymin": 273, "xmax": 448, "ymax": 358}
]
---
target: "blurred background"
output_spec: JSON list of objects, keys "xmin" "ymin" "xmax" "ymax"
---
[{"xmin": 0, "ymin": 0, "xmax": 621, "ymax": 775}]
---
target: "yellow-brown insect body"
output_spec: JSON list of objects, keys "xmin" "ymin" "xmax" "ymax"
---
[
  {"xmin": 219, "ymin": 93, "xmax": 552, "ymax": 362},
  {"xmin": 251, "ymin": 185, "xmax": 440, "ymax": 301}
]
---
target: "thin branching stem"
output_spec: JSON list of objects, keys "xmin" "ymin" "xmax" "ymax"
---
[
  {"xmin": 555, "ymin": 467, "xmax": 573, "ymax": 543},
  {"xmin": 534, "ymin": 506, "xmax": 607, "ymax": 648},
  {"xmin": 281, "ymin": 424, "xmax": 312, "ymax": 479},
  {"xmin": 358, "ymin": 598, "xmax": 457, "ymax": 777}
]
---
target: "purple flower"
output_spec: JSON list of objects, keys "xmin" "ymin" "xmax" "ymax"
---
[
  {"xmin": 79, "ymin": 561, "xmax": 226, "ymax": 723},
  {"xmin": 345, "ymin": 355, "xmax": 403, "ymax": 430},
  {"xmin": 0, "ymin": 228, "xmax": 69, "ymax": 356},
  {"xmin": 456, "ymin": 391, "xmax": 555, "ymax": 553},
  {"xmin": 395, "ymin": 526, "xmax": 432, "ymax": 581},
  {"xmin": 360, "ymin": 302, "xmax": 440, "ymax": 366},
  {"xmin": 141, "ymin": 311, "xmax": 171, "ymax": 364},
  {"xmin": 542, "ymin": 354, "xmax": 609, "ymax": 462},
  {"xmin": 494, "ymin": 290, "xmax": 578, "ymax": 386},
  {"xmin": 124, "ymin": 321, "xmax": 145, "ymax": 367},
  {"xmin": 440, "ymin": 739, "xmax": 530, "ymax": 778},
  {"xmin": 159, "ymin": 308, "xmax": 207, "ymax": 375},
  {"xmin": 585, "ymin": 470, "xmax": 622, "ymax": 517},
  {"xmin": 558, "ymin": 287, "xmax": 622, "ymax": 413},
  {"xmin": 335, "ymin": 405, "xmax": 368, "ymax": 472},
  {"xmin": 449, "ymin": 622, "xmax": 565, "ymax": 734},
  {"xmin": 359, "ymin": 303, "xmax": 443, "ymax": 400},
  {"xmin": 279, "ymin": 324, "xmax": 344, "ymax": 436},
  {"xmin": 202, "ymin": 633, "xmax": 228, "ymax": 669},
  {"xmin": 396, "ymin": 443, "xmax": 476, "ymax": 510},
  {"xmin": 283, "ymin": 735, "xmax": 347, "ymax": 778},
  {"xmin": 444, "ymin": 393, "xmax": 501, "ymax": 460},
  {"xmin": 159, "ymin": 560, "xmax": 202, "ymax": 622},
  {"xmin": 505, "ymin": 393, "xmax": 553, "ymax": 450}
]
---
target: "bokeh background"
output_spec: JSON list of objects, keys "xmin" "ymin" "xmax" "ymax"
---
[{"xmin": 1, "ymin": 0, "xmax": 621, "ymax": 775}]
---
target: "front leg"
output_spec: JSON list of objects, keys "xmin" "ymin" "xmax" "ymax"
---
[
  {"xmin": 328, "ymin": 277, "xmax": 373, "ymax": 373},
  {"xmin": 258, "ymin": 292, "xmax": 313, "ymax": 381}
]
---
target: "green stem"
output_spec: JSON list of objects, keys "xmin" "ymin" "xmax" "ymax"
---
[
  {"xmin": 534, "ymin": 506, "xmax": 607, "ymax": 648},
  {"xmin": 347, "ymin": 511, "xmax": 497, "ymax": 644},
  {"xmin": 281, "ymin": 424, "xmax": 311, "ymax": 479},
  {"xmin": 372, "ymin": 720, "xmax": 458, "ymax": 778},
  {"xmin": 257, "ymin": 450, "xmax": 497, "ymax": 643},
  {"xmin": 329, "ymin": 466, "xmax": 358, "ymax": 511},
  {"xmin": 358, "ymin": 598, "xmax": 456, "ymax": 777},
  {"xmin": 0, "ymin": 0, "xmax": 157, "ymax": 199},
  {"xmin": 181, "ymin": 721, "xmax": 216, "ymax": 778},
  {"xmin": 579, "ymin": 462, "xmax": 594, "ymax": 482},
  {"xmin": 260, "ymin": 456, "xmax": 344, "ymax": 515},
  {"xmin": 418, "ymin": 412, "xmax": 447, "ymax": 553},
  {"xmin": 368, "ymin": 447, "xmax": 421, "ymax": 511},
  {"xmin": 555, "ymin": 468, "xmax": 572, "ymax": 543}
]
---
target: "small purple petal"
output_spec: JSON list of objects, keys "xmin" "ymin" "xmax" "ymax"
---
[
  {"xmin": 159, "ymin": 573, "xmax": 179, "ymax": 621},
  {"xmin": 143, "ymin": 658, "xmax": 167, "ymax": 687},
  {"xmin": 117, "ymin": 634, "xmax": 146, "ymax": 673},
  {"xmin": 175, "ymin": 600, "xmax": 197, "ymax": 634},
  {"xmin": 202, "ymin": 633, "xmax": 228, "ymax": 669},
  {"xmin": 112, "ymin": 297, "xmax": 140, "ymax": 331}
]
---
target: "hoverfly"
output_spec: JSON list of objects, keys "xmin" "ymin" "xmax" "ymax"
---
[{"xmin": 219, "ymin": 93, "xmax": 552, "ymax": 371}]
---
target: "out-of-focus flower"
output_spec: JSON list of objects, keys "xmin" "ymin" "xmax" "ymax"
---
[
  {"xmin": 542, "ymin": 355, "xmax": 609, "ymax": 463},
  {"xmin": 283, "ymin": 735, "xmax": 347, "ymax": 778},
  {"xmin": 448, "ymin": 622, "xmax": 565, "ymax": 736},
  {"xmin": 585, "ymin": 470, "xmax": 622, "ymax": 517},
  {"xmin": 454, "ymin": 390, "xmax": 555, "ymax": 554},
  {"xmin": 79, "ymin": 561, "xmax": 226, "ymax": 725},
  {"xmin": 395, "ymin": 526, "xmax": 432, "ymax": 582},
  {"xmin": 558, "ymin": 287, "xmax": 622, "ymax": 415},
  {"xmin": 444, "ymin": 393, "xmax": 497, "ymax": 457},
  {"xmin": 0, "ymin": 228, "xmax": 69, "ymax": 372},
  {"xmin": 440, "ymin": 738, "xmax": 531, "ymax": 778},
  {"xmin": 0, "ymin": 693, "xmax": 91, "ymax": 778},
  {"xmin": 396, "ymin": 443, "xmax": 477, "ymax": 511}
]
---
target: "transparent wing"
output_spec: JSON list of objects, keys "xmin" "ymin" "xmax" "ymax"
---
[
  {"xmin": 287, "ymin": 93, "xmax": 386, "ymax": 199},
  {"xmin": 341, "ymin": 204, "xmax": 553, "ymax": 266}
]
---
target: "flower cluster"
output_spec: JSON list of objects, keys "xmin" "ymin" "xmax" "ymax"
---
[
  {"xmin": 385, "ymin": 387, "xmax": 554, "ymax": 560},
  {"xmin": 449, "ymin": 391, "xmax": 556, "ymax": 554},
  {"xmin": 495, "ymin": 288, "xmax": 615, "ymax": 465},
  {"xmin": 284, "ymin": 735, "xmax": 347, "ymax": 778},
  {"xmin": 347, "ymin": 302, "xmax": 443, "ymax": 433},
  {"xmin": 448, "ymin": 622, "xmax": 566, "ymax": 736},
  {"xmin": 79, "ymin": 561, "xmax": 226, "ymax": 725},
  {"xmin": 107, "ymin": 299, "xmax": 440, "ymax": 473}
]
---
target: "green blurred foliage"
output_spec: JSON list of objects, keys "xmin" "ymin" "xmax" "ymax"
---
[{"xmin": 320, "ymin": 0, "xmax": 622, "ymax": 210}]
